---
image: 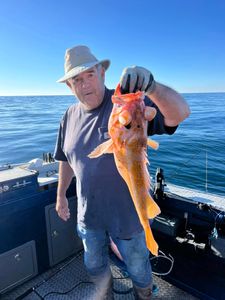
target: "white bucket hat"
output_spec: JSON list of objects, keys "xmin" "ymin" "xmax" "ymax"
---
[{"xmin": 57, "ymin": 45, "xmax": 110, "ymax": 83}]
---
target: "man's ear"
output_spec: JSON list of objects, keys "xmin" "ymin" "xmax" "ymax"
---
[
  {"xmin": 66, "ymin": 80, "xmax": 72, "ymax": 89},
  {"xmin": 101, "ymin": 67, "xmax": 106, "ymax": 81},
  {"xmin": 66, "ymin": 80, "xmax": 77, "ymax": 98}
]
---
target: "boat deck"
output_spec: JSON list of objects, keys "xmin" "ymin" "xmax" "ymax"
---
[{"xmin": 1, "ymin": 251, "xmax": 199, "ymax": 300}]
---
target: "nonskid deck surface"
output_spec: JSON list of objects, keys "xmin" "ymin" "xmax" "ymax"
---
[{"xmin": 1, "ymin": 251, "xmax": 199, "ymax": 300}]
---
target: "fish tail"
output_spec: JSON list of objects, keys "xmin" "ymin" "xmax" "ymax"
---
[
  {"xmin": 146, "ymin": 194, "xmax": 161, "ymax": 219},
  {"xmin": 144, "ymin": 224, "xmax": 158, "ymax": 256}
]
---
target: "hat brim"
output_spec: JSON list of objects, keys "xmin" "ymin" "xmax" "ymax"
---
[{"xmin": 57, "ymin": 59, "xmax": 110, "ymax": 83}]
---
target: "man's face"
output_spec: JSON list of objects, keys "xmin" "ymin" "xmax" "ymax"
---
[{"xmin": 67, "ymin": 65, "xmax": 105, "ymax": 110}]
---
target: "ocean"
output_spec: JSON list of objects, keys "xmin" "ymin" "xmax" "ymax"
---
[{"xmin": 0, "ymin": 93, "xmax": 224, "ymax": 196}]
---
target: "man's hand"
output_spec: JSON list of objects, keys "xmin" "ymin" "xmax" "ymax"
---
[
  {"xmin": 56, "ymin": 195, "xmax": 70, "ymax": 221},
  {"xmin": 120, "ymin": 66, "xmax": 155, "ymax": 94}
]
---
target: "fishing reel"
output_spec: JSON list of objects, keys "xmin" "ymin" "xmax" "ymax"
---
[{"xmin": 154, "ymin": 168, "xmax": 166, "ymax": 200}]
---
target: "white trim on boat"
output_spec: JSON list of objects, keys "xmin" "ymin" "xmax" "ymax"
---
[{"xmin": 165, "ymin": 183, "xmax": 225, "ymax": 211}]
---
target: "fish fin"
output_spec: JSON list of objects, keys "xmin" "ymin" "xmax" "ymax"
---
[
  {"xmin": 118, "ymin": 110, "xmax": 132, "ymax": 126},
  {"xmin": 144, "ymin": 224, "xmax": 159, "ymax": 256},
  {"xmin": 146, "ymin": 194, "xmax": 161, "ymax": 219},
  {"xmin": 147, "ymin": 139, "xmax": 159, "ymax": 150},
  {"xmin": 88, "ymin": 139, "xmax": 114, "ymax": 158},
  {"xmin": 144, "ymin": 107, "xmax": 157, "ymax": 121}
]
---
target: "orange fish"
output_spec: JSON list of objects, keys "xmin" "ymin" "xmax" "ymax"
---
[{"xmin": 88, "ymin": 84, "xmax": 161, "ymax": 256}]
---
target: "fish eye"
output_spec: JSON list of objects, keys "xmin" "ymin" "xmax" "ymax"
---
[
  {"xmin": 115, "ymin": 103, "xmax": 122, "ymax": 108},
  {"xmin": 125, "ymin": 122, "xmax": 132, "ymax": 129}
]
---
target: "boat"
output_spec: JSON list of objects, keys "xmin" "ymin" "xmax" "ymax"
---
[{"xmin": 0, "ymin": 155, "xmax": 224, "ymax": 300}]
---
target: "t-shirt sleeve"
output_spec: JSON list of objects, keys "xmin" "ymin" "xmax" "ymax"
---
[
  {"xmin": 54, "ymin": 118, "xmax": 68, "ymax": 162},
  {"xmin": 145, "ymin": 97, "xmax": 178, "ymax": 136}
]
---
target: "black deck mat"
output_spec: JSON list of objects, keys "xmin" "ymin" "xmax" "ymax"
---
[{"xmin": 1, "ymin": 251, "xmax": 199, "ymax": 300}]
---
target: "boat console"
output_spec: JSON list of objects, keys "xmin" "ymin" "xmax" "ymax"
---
[
  {"xmin": 0, "ymin": 156, "xmax": 82, "ymax": 294},
  {"xmin": 1, "ymin": 158, "xmax": 225, "ymax": 299},
  {"xmin": 152, "ymin": 168, "xmax": 225, "ymax": 299}
]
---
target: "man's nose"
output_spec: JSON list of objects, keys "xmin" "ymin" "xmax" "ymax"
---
[{"xmin": 81, "ymin": 79, "xmax": 90, "ymax": 88}]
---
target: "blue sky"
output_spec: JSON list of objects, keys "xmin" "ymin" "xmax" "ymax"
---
[{"xmin": 0, "ymin": 0, "xmax": 224, "ymax": 95}]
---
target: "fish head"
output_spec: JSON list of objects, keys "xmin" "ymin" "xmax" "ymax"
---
[{"xmin": 109, "ymin": 84, "xmax": 147, "ymax": 150}]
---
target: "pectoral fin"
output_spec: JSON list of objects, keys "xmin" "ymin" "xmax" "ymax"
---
[
  {"xmin": 144, "ymin": 107, "xmax": 157, "ymax": 121},
  {"xmin": 118, "ymin": 110, "xmax": 132, "ymax": 126},
  {"xmin": 88, "ymin": 139, "xmax": 114, "ymax": 158},
  {"xmin": 147, "ymin": 138, "xmax": 159, "ymax": 150}
]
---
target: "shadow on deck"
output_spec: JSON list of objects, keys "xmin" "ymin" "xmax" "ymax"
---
[{"xmin": 1, "ymin": 251, "xmax": 199, "ymax": 300}]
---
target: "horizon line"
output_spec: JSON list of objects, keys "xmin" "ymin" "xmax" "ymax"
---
[{"xmin": 1, "ymin": 91, "xmax": 225, "ymax": 97}]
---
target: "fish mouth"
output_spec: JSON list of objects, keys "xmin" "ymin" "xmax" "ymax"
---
[{"xmin": 124, "ymin": 122, "xmax": 142, "ymax": 130}]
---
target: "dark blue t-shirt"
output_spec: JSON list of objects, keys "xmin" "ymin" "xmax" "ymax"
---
[{"xmin": 54, "ymin": 87, "xmax": 177, "ymax": 239}]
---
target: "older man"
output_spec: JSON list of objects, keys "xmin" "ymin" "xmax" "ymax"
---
[{"xmin": 54, "ymin": 45, "xmax": 190, "ymax": 300}]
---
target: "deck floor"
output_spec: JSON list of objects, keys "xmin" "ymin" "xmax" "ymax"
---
[{"xmin": 1, "ymin": 251, "xmax": 199, "ymax": 300}]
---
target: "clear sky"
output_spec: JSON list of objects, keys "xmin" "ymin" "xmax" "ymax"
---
[{"xmin": 0, "ymin": 0, "xmax": 224, "ymax": 95}]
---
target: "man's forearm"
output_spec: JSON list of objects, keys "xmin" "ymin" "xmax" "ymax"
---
[
  {"xmin": 147, "ymin": 82, "xmax": 190, "ymax": 127},
  {"xmin": 57, "ymin": 161, "xmax": 74, "ymax": 197}
]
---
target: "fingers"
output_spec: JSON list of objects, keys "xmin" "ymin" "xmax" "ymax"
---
[
  {"xmin": 120, "ymin": 68, "xmax": 129, "ymax": 94},
  {"xmin": 141, "ymin": 69, "xmax": 151, "ymax": 91},
  {"xmin": 129, "ymin": 71, "xmax": 138, "ymax": 93},
  {"xmin": 56, "ymin": 196, "xmax": 70, "ymax": 221},
  {"xmin": 120, "ymin": 67, "xmax": 138, "ymax": 94},
  {"xmin": 57, "ymin": 206, "xmax": 70, "ymax": 221},
  {"xmin": 145, "ymin": 73, "xmax": 155, "ymax": 94},
  {"xmin": 120, "ymin": 68, "xmax": 135, "ymax": 94},
  {"xmin": 120, "ymin": 66, "xmax": 154, "ymax": 94},
  {"xmin": 137, "ymin": 73, "xmax": 144, "ymax": 90}
]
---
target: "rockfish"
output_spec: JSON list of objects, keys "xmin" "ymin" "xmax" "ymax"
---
[{"xmin": 88, "ymin": 84, "xmax": 161, "ymax": 256}]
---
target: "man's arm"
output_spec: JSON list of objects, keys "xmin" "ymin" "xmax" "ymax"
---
[
  {"xmin": 147, "ymin": 82, "xmax": 190, "ymax": 127},
  {"xmin": 120, "ymin": 66, "xmax": 190, "ymax": 127},
  {"xmin": 56, "ymin": 161, "xmax": 74, "ymax": 221}
]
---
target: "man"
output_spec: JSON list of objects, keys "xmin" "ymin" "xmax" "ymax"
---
[{"xmin": 54, "ymin": 45, "xmax": 190, "ymax": 300}]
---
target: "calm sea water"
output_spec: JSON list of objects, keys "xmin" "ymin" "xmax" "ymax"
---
[{"xmin": 0, "ymin": 93, "xmax": 224, "ymax": 196}]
